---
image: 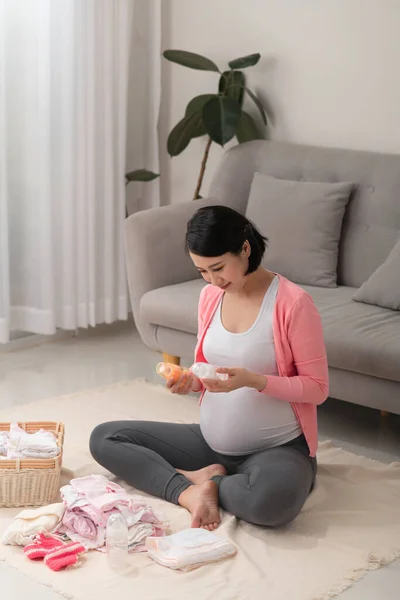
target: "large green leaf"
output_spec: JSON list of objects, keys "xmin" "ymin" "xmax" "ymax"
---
[
  {"xmin": 185, "ymin": 94, "xmax": 215, "ymax": 138},
  {"xmin": 245, "ymin": 87, "xmax": 267, "ymax": 125},
  {"xmin": 167, "ymin": 112, "xmax": 203, "ymax": 156},
  {"xmin": 218, "ymin": 71, "xmax": 245, "ymax": 106},
  {"xmin": 125, "ymin": 169, "xmax": 159, "ymax": 182},
  {"xmin": 228, "ymin": 53, "xmax": 260, "ymax": 70},
  {"xmin": 163, "ymin": 50, "xmax": 219, "ymax": 72},
  {"xmin": 236, "ymin": 111, "xmax": 263, "ymax": 143},
  {"xmin": 185, "ymin": 94, "xmax": 216, "ymax": 116},
  {"xmin": 202, "ymin": 96, "xmax": 241, "ymax": 146}
]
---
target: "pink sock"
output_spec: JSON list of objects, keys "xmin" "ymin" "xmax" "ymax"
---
[
  {"xmin": 24, "ymin": 533, "xmax": 65, "ymax": 560},
  {"xmin": 44, "ymin": 542, "xmax": 86, "ymax": 571}
]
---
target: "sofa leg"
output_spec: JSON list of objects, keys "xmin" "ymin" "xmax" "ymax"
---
[
  {"xmin": 380, "ymin": 410, "xmax": 390, "ymax": 417},
  {"xmin": 162, "ymin": 353, "xmax": 180, "ymax": 366}
]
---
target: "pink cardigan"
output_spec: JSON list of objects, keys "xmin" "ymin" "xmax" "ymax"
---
[{"xmin": 194, "ymin": 274, "xmax": 329, "ymax": 457}]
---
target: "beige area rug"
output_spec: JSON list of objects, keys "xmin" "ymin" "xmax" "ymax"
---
[{"xmin": 0, "ymin": 380, "xmax": 400, "ymax": 600}]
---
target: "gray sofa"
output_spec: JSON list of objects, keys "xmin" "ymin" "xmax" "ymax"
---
[{"xmin": 125, "ymin": 140, "xmax": 400, "ymax": 415}]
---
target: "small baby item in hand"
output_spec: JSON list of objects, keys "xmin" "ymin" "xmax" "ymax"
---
[
  {"xmin": 156, "ymin": 362, "xmax": 187, "ymax": 383},
  {"xmin": 190, "ymin": 362, "xmax": 228, "ymax": 381}
]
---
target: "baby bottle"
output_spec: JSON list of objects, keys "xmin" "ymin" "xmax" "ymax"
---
[
  {"xmin": 156, "ymin": 362, "xmax": 185, "ymax": 383},
  {"xmin": 190, "ymin": 362, "xmax": 228, "ymax": 381},
  {"xmin": 106, "ymin": 512, "xmax": 131, "ymax": 574}
]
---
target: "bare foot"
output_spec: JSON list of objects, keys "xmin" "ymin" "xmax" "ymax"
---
[
  {"xmin": 176, "ymin": 463, "xmax": 227, "ymax": 485},
  {"xmin": 178, "ymin": 481, "xmax": 220, "ymax": 531}
]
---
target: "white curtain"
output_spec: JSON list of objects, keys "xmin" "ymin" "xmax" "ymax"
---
[
  {"xmin": 126, "ymin": 0, "xmax": 161, "ymax": 213},
  {"xmin": 0, "ymin": 0, "xmax": 9, "ymax": 343},
  {"xmin": 0, "ymin": 0, "xmax": 161, "ymax": 344}
]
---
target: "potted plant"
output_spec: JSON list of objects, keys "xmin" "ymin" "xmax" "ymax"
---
[
  {"xmin": 163, "ymin": 50, "xmax": 267, "ymax": 199},
  {"xmin": 125, "ymin": 169, "xmax": 159, "ymax": 217}
]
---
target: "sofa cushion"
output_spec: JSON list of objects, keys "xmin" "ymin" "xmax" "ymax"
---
[
  {"xmin": 352, "ymin": 236, "xmax": 400, "ymax": 310},
  {"xmin": 246, "ymin": 172, "xmax": 353, "ymax": 288},
  {"xmin": 303, "ymin": 284, "xmax": 400, "ymax": 383},
  {"xmin": 209, "ymin": 140, "xmax": 400, "ymax": 288},
  {"xmin": 140, "ymin": 279, "xmax": 204, "ymax": 335},
  {"xmin": 142, "ymin": 279, "xmax": 400, "ymax": 384}
]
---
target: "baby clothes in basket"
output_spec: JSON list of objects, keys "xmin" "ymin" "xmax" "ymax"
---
[
  {"xmin": 1, "ymin": 423, "xmax": 60, "ymax": 460},
  {"xmin": 146, "ymin": 528, "xmax": 237, "ymax": 571},
  {"xmin": 0, "ymin": 432, "xmax": 8, "ymax": 458}
]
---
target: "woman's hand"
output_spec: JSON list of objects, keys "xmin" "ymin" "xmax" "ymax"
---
[
  {"xmin": 202, "ymin": 367, "xmax": 267, "ymax": 393},
  {"xmin": 166, "ymin": 370, "xmax": 202, "ymax": 395}
]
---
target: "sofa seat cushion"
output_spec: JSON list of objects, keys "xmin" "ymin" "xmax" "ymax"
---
[
  {"xmin": 141, "ymin": 279, "xmax": 205, "ymax": 335},
  {"xmin": 142, "ymin": 279, "xmax": 400, "ymax": 384},
  {"xmin": 303, "ymin": 284, "xmax": 400, "ymax": 382}
]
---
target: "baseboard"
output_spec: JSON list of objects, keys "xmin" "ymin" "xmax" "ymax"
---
[{"xmin": 0, "ymin": 330, "xmax": 74, "ymax": 354}]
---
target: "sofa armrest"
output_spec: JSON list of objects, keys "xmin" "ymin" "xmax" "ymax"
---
[{"xmin": 124, "ymin": 198, "xmax": 218, "ymax": 347}]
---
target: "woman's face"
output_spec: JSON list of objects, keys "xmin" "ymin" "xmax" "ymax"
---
[{"xmin": 189, "ymin": 243, "xmax": 250, "ymax": 293}]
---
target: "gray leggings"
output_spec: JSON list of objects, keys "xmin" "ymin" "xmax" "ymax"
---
[{"xmin": 89, "ymin": 421, "xmax": 316, "ymax": 528}]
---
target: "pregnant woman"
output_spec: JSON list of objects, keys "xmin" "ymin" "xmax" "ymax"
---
[{"xmin": 90, "ymin": 205, "xmax": 329, "ymax": 530}]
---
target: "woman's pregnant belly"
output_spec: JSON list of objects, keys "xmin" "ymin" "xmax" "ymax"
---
[{"xmin": 200, "ymin": 387, "xmax": 301, "ymax": 455}]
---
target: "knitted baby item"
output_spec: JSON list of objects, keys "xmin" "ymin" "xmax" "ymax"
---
[
  {"xmin": 44, "ymin": 541, "xmax": 86, "ymax": 571},
  {"xmin": 24, "ymin": 532, "xmax": 64, "ymax": 560}
]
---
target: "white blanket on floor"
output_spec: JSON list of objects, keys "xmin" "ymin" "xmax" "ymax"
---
[{"xmin": 0, "ymin": 379, "xmax": 399, "ymax": 600}]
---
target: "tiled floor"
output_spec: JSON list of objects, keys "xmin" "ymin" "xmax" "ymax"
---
[{"xmin": 0, "ymin": 321, "xmax": 399, "ymax": 599}]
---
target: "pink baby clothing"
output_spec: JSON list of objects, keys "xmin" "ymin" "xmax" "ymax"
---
[
  {"xmin": 61, "ymin": 509, "xmax": 98, "ymax": 540},
  {"xmin": 56, "ymin": 523, "xmax": 106, "ymax": 551},
  {"xmin": 69, "ymin": 475, "xmax": 132, "ymax": 511},
  {"xmin": 57, "ymin": 474, "xmax": 166, "ymax": 552}
]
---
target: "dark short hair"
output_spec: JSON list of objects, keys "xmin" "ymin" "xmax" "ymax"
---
[{"xmin": 185, "ymin": 205, "xmax": 268, "ymax": 275}]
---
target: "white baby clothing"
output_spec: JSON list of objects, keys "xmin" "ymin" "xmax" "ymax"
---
[
  {"xmin": 1, "ymin": 502, "xmax": 66, "ymax": 546},
  {"xmin": 5, "ymin": 423, "xmax": 60, "ymax": 459},
  {"xmin": 0, "ymin": 432, "xmax": 8, "ymax": 459},
  {"xmin": 146, "ymin": 529, "xmax": 237, "ymax": 571}
]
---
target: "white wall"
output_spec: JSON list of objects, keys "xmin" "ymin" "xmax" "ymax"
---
[{"xmin": 160, "ymin": 0, "xmax": 400, "ymax": 205}]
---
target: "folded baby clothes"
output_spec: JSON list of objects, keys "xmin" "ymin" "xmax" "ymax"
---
[
  {"xmin": 127, "ymin": 522, "xmax": 155, "ymax": 552},
  {"xmin": 5, "ymin": 423, "xmax": 60, "ymax": 459},
  {"xmin": 96, "ymin": 521, "xmax": 164, "ymax": 554},
  {"xmin": 61, "ymin": 508, "xmax": 98, "ymax": 540},
  {"xmin": 57, "ymin": 474, "xmax": 167, "ymax": 552},
  {"xmin": 63, "ymin": 475, "xmax": 165, "ymax": 521},
  {"xmin": 2, "ymin": 503, "xmax": 66, "ymax": 546},
  {"xmin": 146, "ymin": 529, "xmax": 237, "ymax": 571},
  {"xmin": 57, "ymin": 523, "xmax": 106, "ymax": 551},
  {"xmin": 0, "ymin": 431, "xmax": 8, "ymax": 456},
  {"xmin": 60, "ymin": 475, "xmax": 133, "ymax": 527}
]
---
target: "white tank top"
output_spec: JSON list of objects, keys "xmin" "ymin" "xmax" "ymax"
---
[{"xmin": 200, "ymin": 276, "xmax": 301, "ymax": 455}]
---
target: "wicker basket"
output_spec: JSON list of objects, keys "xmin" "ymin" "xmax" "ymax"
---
[{"xmin": 0, "ymin": 421, "xmax": 65, "ymax": 508}]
